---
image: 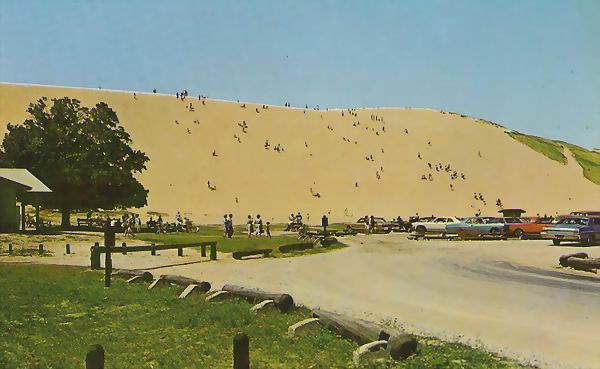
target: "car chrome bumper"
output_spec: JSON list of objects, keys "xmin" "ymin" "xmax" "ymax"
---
[{"xmin": 540, "ymin": 232, "xmax": 580, "ymax": 241}]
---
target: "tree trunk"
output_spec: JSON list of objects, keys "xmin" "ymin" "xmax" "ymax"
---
[{"xmin": 61, "ymin": 209, "xmax": 71, "ymax": 229}]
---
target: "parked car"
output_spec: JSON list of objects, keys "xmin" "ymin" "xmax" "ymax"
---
[
  {"xmin": 446, "ymin": 217, "xmax": 506, "ymax": 236},
  {"xmin": 570, "ymin": 210, "xmax": 600, "ymax": 217},
  {"xmin": 412, "ymin": 217, "xmax": 462, "ymax": 235},
  {"xmin": 507, "ymin": 217, "xmax": 555, "ymax": 238},
  {"xmin": 541, "ymin": 216, "xmax": 600, "ymax": 245},
  {"xmin": 346, "ymin": 217, "xmax": 394, "ymax": 233}
]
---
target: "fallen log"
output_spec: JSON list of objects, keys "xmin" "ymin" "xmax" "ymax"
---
[
  {"xmin": 278, "ymin": 242, "xmax": 314, "ymax": 253},
  {"xmin": 559, "ymin": 253, "xmax": 599, "ymax": 272},
  {"xmin": 232, "ymin": 249, "xmax": 272, "ymax": 260},
  {"xmin": 161, "ymin": 275, "xmax": 211, "ymax": 292},
  {"xmin": 311, "ymin": 309, "xmax": 391, "ymax": 345},
  {"xmin": 318, "ymin": 236, "xmax": 338, "ymax": 247},
  {"xmin": 114, "ymin": 269, "xmax": 153, "ymax": 282},
  {"xmin": 222, "ymin": 284, "xmax": 294, "ymax": 313}
]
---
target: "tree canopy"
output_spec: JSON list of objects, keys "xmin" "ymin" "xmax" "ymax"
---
[{"xmin": 0, "ymin": 97, "xmax": 149, "ymax": 226}]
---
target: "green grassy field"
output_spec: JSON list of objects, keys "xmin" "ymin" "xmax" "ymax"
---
[
  {"xmin": 0, "ymin": 264, "xmax": 533, "ymax": 369},
  {"xmin": 507, "ymin": 132, "xmax": 568, "ymax": 164},
  {"xmin": 135, "ymin": 225, "xmax": 346, "ymax": 256},
  {"xmin": 558, "ymin": 141, "xmax": 600, "ymax": 185},
  {"xmin": 507, "ymin": 131, "xmax": 599, "ymax": 185}
]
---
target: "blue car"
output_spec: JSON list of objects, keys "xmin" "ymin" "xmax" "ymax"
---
[
  {"xmin": 541, "ymin": 216, "xmax": 600, "ymax": 245},
  {"xmin": 445, "ymin": 217, "xmax": 506, "ymax": 236}
]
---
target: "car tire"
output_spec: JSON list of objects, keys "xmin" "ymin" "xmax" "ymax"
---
[
  {"xmin": 552, "ymin": 239, "xmax": 561, "ymax": 246},
  {"xmin": 514, "ymin": 229, "xmax": 524, "ymax": 239},
  {"xmin": 416, "ymin": 226, "xmax": 426, "ymax": 235}
]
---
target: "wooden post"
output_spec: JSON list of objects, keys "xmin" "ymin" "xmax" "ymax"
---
[
  {"xmin": 233, "ymin": 333, "xmax": 249, "ymax": 369},
  {"xmin": 178, "ymin": 246, "xmax": 183, "ymax": 257},
  {"xmin": 121, "ymin": 242, "xmax": 127, "ymax": 255},
  {"xmin": 35, "ymin": 204, "xmax": 41, "ymax": 229},
  {"xmin": 90, "ymin": 242, "xmax": 100, "ymax": 269},
  {"xmin": 8, "ymin": 243, "xmax": 13, "ymax": 255},
  {"xmin": 38, "ymin": 244, "xmax": 44, "ymax": 255},
  {"xmin": 104, "ymin": 227, "xmax": 115, "ymax": 287},
  {"xmin": 201, "ymin": 244, "xmax": 207, "ymax": 257},
  {"xmin": 65, "ymin": 243, "xmax": 71, "ymax": 254},
  {"xmin": 85, "ymin": 344, "xmax": 104, "ymax": 369},
  {"xmin": 150, "ymin": 243, "xmax": 156, "ymax": 256},
  {"xmin": 210, "ymin": 243, "xmax": 217, "ymax": 261},
  {"xmin": 20, "ymin": 203, "xmax": 26, "ymax": 231}
]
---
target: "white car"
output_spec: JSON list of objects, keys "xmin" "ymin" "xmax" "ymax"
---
[{"xmin": 412, "ymin": 217, "xmax": 462, "ymax": 235}]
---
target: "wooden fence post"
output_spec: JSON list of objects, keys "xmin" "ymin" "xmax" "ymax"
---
[
  {"xmin": 178, "ymin": 246, "xmax": 183, "ymax": 257},
  {"xmin": 210, "ymin": 243, "xmax": 217, "ymax": 261},
  {"xmin": 150, "ymin": 243, "xmax": 156, "ymax": 256},
  {"xmin": 65, "ymin": 243, "xmax": 71, "ymax": 254},
  {"xmin": 38, "ymin": 244, "xmax": 44, "ymax": 255},
  {"xmin": 104, "ymin": 227, "xmax": 115, "ymax": 288},
  {"xmin": 233, "ymin": 333, "xmax": 249, "ymax": 369},
  {"xmin": 121, "ymin": 242, "xmax": 127, "ymax": 255},
  {"xmin": 90, "ymin": 242, "xmax": 100, "ymax": 270},
  {"xmin": 201, "ymin": 244, "xmax": 207, "ymax": 257},
  {"xmin": 85, "ymin": 344, "xmax": 104, "ymax": 369}
]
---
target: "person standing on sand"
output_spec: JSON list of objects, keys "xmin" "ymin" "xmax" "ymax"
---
[
  {"xmin": 364, "ymin": 215, "xmax": 370, "ymax": 234},
  {"xmin": 265, "ymin": 222, "xmax": 271, "ymax": 238}
]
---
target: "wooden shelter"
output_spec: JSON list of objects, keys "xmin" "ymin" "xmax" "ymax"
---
[{"xmin": 0, "ymin": 169, "xmax": 52, "ymax": 232}]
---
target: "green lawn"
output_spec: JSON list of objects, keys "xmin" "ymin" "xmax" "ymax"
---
[
  {"xmin": 0, "ymin": 264, "xmax": 534, "ymax": 369},
  {"xmin": 135, "ymin": 224, "xmax": 346, "ymax": 256},
  {"xmin": 507, "ymin": 132, "xmax": 568, "ymax": 164}
]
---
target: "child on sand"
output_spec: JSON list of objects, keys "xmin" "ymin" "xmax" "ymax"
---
[{"xmin": 266, "ymin": 222, "xmax": 271, "ymax": 238}]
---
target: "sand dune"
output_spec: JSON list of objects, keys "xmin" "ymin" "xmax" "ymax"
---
[{"xmin": 0, "ymin": 83, "xmax": 598, "ymax": 223}]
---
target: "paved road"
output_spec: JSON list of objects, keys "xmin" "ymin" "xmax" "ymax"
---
[{"xmin": 154, "ymin": 234, "xmax": 600, "ymax": 369}]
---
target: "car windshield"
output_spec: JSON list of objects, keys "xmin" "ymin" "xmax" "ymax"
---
[{"xmin": 558, "ymin": 217, "xmax": 588, "ymax": 226}]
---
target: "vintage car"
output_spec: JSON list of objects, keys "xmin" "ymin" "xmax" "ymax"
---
[
  {"xmin": 346, "ymin": 217, "xmax": 394, "ymax": 233},
  {"xmin": 411, "ymin": 217, "xmax": 462, "ymax": 235},
  {"xmin": 541, "ymin": 216, "xmax": 600, "ymax": 245},
  {"xmin": 446, "ymin": 217, "xmax": 506, "ymax": 236},
  {"xmin": 507, "ymin": 217, "xmax": 555, "ymax": 238}
]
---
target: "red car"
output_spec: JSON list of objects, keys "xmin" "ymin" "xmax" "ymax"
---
[{"xmin": 507, "ymin": 217, "xmax": 555, "ymax": 238}]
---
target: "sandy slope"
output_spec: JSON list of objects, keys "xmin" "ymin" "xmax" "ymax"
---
[{"xmin": 0, "ymin": 83, "xmax": 598, "ymax": 223}]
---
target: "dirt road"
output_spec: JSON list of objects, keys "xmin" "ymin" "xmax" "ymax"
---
[{"xmin": 4, "ymin": 233, "xmax": 600, "ymax": 368}]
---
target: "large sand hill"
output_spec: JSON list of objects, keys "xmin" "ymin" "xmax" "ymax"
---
[{"xmin": 0, "ymin": 83, "xmax": 598, "ymax": 223}]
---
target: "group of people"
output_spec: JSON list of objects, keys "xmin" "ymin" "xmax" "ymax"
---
[
  {"xmin": 285, "ymin": 212, "xmax": 304, "ymax": 231},
  {"xmin": 221, "ymin": 214, "xmax": 272, "ymax": 238}
]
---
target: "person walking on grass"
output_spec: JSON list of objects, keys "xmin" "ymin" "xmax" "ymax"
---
[{"xmin": 246, "ymin": 215, "xmax": 253, "ymax": 238}]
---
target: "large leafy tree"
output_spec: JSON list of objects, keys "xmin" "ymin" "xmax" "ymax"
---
[{"xmin": 0, "ymin": 97, "xmax": 149, "ymax": 227}]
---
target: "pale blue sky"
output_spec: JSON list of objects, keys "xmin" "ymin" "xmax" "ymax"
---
[{"xmin": 1, "ymin": 0, "xmax": 598, "ymax": 148}]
